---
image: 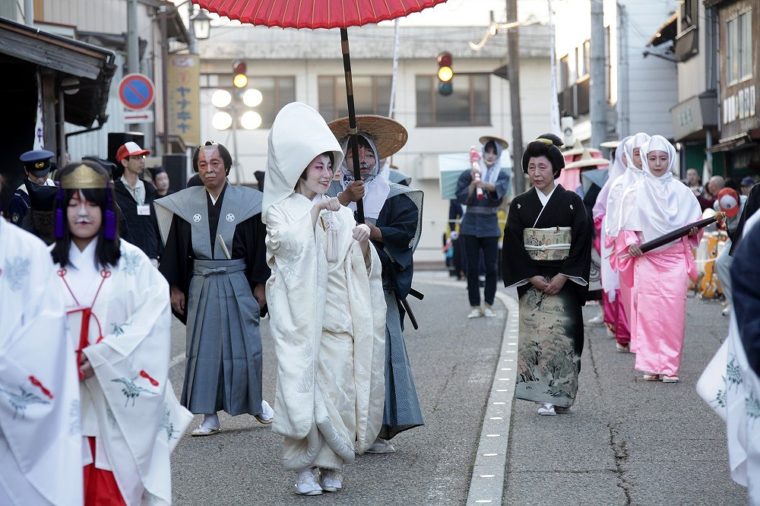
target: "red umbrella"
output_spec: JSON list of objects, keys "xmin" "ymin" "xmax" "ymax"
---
[{"xmin": 193, "ymin": 0, "xmax": 448, "ymax": 221}]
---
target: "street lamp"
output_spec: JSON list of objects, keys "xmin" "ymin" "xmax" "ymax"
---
[{"xmin": 191, "ymin": 9, "xmax": 212, "ymax": 40}]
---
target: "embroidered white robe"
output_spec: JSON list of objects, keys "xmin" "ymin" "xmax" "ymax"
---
[
  {"xmin": 53, "ymin": 239, "xmax": 192, "ymax": 505},
  {"xmin": 0, "ymin": 219, "xmax": 82, "ymax": 506},
  {"xmin": 266, "ymin": 194, "xmax": 386, "ymax": 470}
]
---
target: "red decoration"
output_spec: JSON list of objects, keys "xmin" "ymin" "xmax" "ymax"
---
[
  {"xmin": 193, "ymin": 0, "xmax": 447, "ymax": 29},
  {"xmin": 29, "ymin": 375, "xmax": 54, "ymax": 399},
  {"xmin": 139, "ymin": 370, "xmax": 159, "ymax": 387}
]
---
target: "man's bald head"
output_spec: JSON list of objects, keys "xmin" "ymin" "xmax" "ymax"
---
[{"xmin": 708, "ymin": 175, "xmax": 725, "ymax": 196}]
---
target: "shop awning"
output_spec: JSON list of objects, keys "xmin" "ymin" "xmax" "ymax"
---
[
  {"xmin": 709, "ymin": 130, "xmax": 760, "ymax": 153},
  {"xmin": 648, "ymin": 12, "xmax": 678, "ymax": 47},
  {"xmin": 0, "ymin": 17, "xmax": 116, "ymax": 127}
]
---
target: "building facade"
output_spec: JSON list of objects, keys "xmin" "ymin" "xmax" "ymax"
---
[
  {"xmin": 197, "ymin": 24, "xmax": 553, "ymax": 263},
  {"xmin": 553, "ymin": 0, "xmax": 679, "ymax": 146},
  {"xmin": 709, "ymin": 0, "xmax": 758, "ymax": 179}
]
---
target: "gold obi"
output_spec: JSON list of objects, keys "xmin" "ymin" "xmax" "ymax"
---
[{"xmin": 523, "ymin": 227, "xmax": 571, "ymax": 261}]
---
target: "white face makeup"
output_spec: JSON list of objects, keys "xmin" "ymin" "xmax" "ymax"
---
[
  {"xmin": 298, "ymin": 154, "xmax": 333, "ymax": 199},
  {"xmin": 345, "ymin": 142, "xmax": 377, "ymax": 181},
  {"xmin": 67, "ymin": 190, "xmax": 102, "ymax": 243},
  {"xmin": 647, "ymin": 150, "xmax": 670, "ymax": 177},
  {"xmin": 632, "ymin": 148, "xmax": 643, "ymax": 169}
]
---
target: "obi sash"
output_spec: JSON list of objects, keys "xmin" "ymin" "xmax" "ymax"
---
[{"xmin": 524, "ymin": 226, "xmax": 571, "ymax": 261}]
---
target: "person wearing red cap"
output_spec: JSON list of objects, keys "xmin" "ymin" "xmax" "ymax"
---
[
  {"xmin": 113, "ymin": 141, "xmax": 163, "ymax": 264},
  {"xmin": 713, "ymin": 187, "xmax": 747, "ymax": 315}
]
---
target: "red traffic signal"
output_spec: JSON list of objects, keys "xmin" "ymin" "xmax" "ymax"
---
[
  {"xmin": 232, "ymin": 60, "xmax": 248, "ymax": 89},
  {"xmin": 437, "ymin": 51, "xmax": 453, "ymax": 96},
  {"xmin": 437, "ymin": 51, "xmax": 453, "ymax": 68}
]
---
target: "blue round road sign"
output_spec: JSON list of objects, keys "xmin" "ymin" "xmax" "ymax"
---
[{"xmin": 118, "ymin": 73, "xmax": 155, "ymax": 110}]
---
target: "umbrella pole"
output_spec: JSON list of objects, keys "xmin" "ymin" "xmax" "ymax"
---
[{"xmin": 340, "ymin": 28, "xmax": 365, "ymax": 224}]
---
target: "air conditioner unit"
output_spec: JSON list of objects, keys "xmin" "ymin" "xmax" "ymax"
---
[{"xmin": 561, "ymin": 116, "xmax": 575, "ymax": 146}]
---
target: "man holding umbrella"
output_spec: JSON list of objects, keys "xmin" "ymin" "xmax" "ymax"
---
[{"xmin": 328, "ymin": 114, "xmax": 425, "ymax": 453}]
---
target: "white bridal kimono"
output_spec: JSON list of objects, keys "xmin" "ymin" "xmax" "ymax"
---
[
  {"xmin": 263, "ymin": 102, "xmax": 386, "ymax": 471},
  {"xmin": 53, "ymin": 239, "xmax": 192, "ymax": 505},
  {"xmin": 0, "ymin": 219, "xmax": 82, "ymax": 505}
]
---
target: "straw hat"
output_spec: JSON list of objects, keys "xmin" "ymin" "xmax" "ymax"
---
[
  {"xmin": 563, "ymin": 149, "xmax": 609, "ymax": 170},
  {"xmin": 562, "ymin": 139, "xmax": 601, "ymax": 158},
  {"xmin": 478, "ymin": 135, "xmax": 509, "ymax": 149},
  {"xmin": 600, "ymin": 140, "xmax": 621, "ymax": 149},
  {"xmin": 328, "ymin": 115, "xmax": 408, "ymax": 159}
]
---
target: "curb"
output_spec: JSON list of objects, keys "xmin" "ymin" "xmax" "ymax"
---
[{"xmin": 415, "ymin": 276, "xmax": 519, "ymax": 505}]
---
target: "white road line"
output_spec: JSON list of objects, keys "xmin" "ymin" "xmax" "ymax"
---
[{"xmin": 416, "ymin": 276, "xmax": 519, "ymax": 506}]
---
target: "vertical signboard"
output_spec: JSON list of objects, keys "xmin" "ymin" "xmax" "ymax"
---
[{"xmin": 167, "ymin": 54, "xmax": 200, "ymax": 146}]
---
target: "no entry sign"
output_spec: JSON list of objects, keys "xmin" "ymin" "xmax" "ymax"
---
[{"xmin": 118, "ymin": 73, "xmax": 155, "ymax": 110}]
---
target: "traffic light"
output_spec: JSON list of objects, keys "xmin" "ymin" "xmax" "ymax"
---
[
  {"xmin": 437, "ymin": 51, "xmax": 453, "ymax": 96},
  {"xmin": 232, "ymin": 60, "xmax": 248, "ymax": 89}
]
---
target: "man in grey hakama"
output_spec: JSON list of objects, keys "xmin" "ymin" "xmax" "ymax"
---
[{"xmin": 155, "ymin": 142, "xmax": 271, "ymax": 435}]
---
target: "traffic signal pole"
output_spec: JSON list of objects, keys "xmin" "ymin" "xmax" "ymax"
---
[{"xmin": 506, "ymin": 0, "xmax": 525, "ymax": 194}]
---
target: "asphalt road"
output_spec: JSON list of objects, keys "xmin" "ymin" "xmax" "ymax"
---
[
  {"xmin": 503, "ymin": 293, "xmax": 746, "ymax": 505},
  {"xmin": 169, "ymin": 278, "xmax": 505, "ymax": 505},
  {"xmin": 167, "ymin": 274, "xmax": 746, "ymax": 505}
]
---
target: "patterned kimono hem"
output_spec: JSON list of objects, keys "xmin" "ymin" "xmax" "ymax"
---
[{"xmin": 515, "ymin": 285, "xmax": 582, "ymax": 408}]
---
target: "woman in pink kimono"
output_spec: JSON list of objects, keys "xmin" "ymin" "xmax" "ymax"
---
[
  {"xmin": 593, "ymin": 136, "xmax": 630, "ymax": 350},
  {"xmin": 606, "ymin": 132, "xmax": 649, "ymax": 353},
  {"xmin": 612, "ymin": 135, "xmax": 702, "ymax": 382}
]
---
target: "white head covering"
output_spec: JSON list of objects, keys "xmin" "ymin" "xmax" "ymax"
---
[
  {"xmin": 608, "ymin": 136, "xmax": 631, "ymax": 182},
  {"xmin": 262, "ymin": 102, "xmax": 344, "ymax": 224},
  {"xmin": 605, "ymin": 132, "xmax": 651, "ymax": 237},
  {"xmin": 338, "ymin": 133, "xmax": 391, "ymax": 221},
  {"xmin": 627, "ymin": 135, "xmax": 701, "ymax": 242},
  {"xmin": 593, "ymin": 135, "xmax": 632, "ymax": 220},
  {"xmin": 479, "ymin": 138, "xmax": 505, "ymax": 185}
]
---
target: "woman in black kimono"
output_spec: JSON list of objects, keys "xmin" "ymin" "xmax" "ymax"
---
[{"xmin": 502, "ymin": 138, "xmax": 592, "ymax": 416}]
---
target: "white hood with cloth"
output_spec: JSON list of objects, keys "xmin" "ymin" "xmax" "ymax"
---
[
  {"xmin": 627, "ymin": 135, "xmax": 701, "ymax": 243},
  {"xmin": 262, "ymin": 103, "xmax": 344, "ymax": 225},
  {"xmin": 263, "ymin": 102, "xmax": 387, "ymax": 461}
]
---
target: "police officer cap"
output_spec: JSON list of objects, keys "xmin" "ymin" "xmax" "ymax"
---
[{"xmin": 20, "ymin": 149, "xmax": 55, "ymax": 176}]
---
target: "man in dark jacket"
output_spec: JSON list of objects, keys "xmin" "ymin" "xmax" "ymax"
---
[{"xmin": 113, "ymin": 141, "xmax": 162, "ymax": 263}]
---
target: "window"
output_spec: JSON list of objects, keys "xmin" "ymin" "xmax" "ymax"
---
[
  {"xmin": 253, "ymin": 77, "xmax": 296, "ymax": 128},
  {"xmin": 727, "ymin": 10, "xmax": 753, "ymax": 84},
  {"xmin": 201, "ymin": 75, "xmax": 295, "ymax": 129},
  {"xmin": 582, "ymin": 40, "xmax": 590, "ymax": 78},
  {"xmin": 605, "ymin": 26, "xmax": 612, "ymax": 102},
  {"xmin": 318, "ymin": 75, "xmax": 391, "ymax": 121},
  {"xmin": 574, "ymin": 47, "xmax": 581, "ymax": 81},
  {"xmin": 415, "ymin": 74, "xmax": 490, "ymax": 127},
  {"xmin": 681, "ymin": 0, "xmax": 699, "ymax": 31},
  {"xmin": 559, "ymin": 55, "xmax": 570, "ymax": 90}
]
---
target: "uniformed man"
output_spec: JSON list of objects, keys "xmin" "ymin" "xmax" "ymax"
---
[{"xmin": 9, "ymin": 149, "xmax": 57, "ymax": 242}]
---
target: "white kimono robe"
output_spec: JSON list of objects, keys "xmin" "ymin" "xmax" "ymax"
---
[
  {"xmin": 53, "ymin": 239, "xmax": 192, "ymax": 505},
  {"xmin": 0, "ymin": 219, "xmax": 82, "ymax": 506},
  {"xmin": 266, "ymin": 193, "xmax": 386, "ymax": 470}
]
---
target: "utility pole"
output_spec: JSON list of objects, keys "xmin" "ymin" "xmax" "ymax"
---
[
  {"xmin": 127, "ymin": 0, "xmax": 139, "ymax": 74},
  {"xmin": 507, "ymin": 0, "xmax": 524, "ymax": 193},
  {"xmin": 590, "ymin": 0, "xmax": 607, "ymax": 146},
  {"xmin": 23, "ymin": 0, "xmax": 33, "ymax": 25}
]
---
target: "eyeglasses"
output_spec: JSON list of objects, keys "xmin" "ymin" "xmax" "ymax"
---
[{"xmin": 128, "ymin": 155, "xmax": 146, "ymax": 160}]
